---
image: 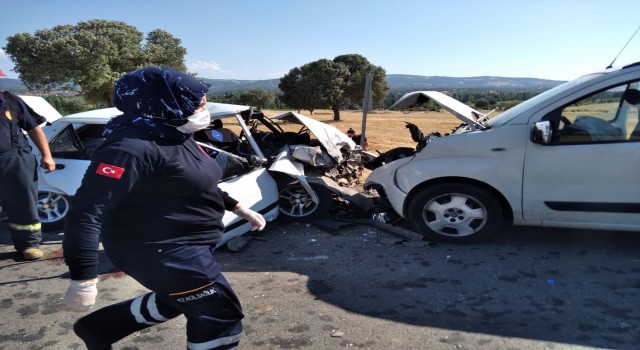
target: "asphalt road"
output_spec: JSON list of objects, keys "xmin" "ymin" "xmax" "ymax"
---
[{"xmin": 1, "ymin": 220, "xmax": 640, "ymax": 350}]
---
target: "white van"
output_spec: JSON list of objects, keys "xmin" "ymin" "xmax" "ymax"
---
[{"xmin": 364, "ymin": 61, "xmax": 640, "ymax": 243}]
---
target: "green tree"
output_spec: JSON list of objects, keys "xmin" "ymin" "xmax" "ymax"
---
[
  {"xmin": 279, "ymin": 59, "xmax": 349, "ymax": 116},
  {"xmin": 278, "ymin": 67, "xmax": 306, "ymax": 113},
  {"xmin": 46, "ymin": 95, "xmax": 97, "ymax": 115},
  {"xmin": 279, "ymin": 54, "xmax": 388, "ymax": 120},
  {"xmin": 142, "ymin": 30, "xmax": 187, "ymax": 69},
  {"xmin": 474, "ymin": 99, "xmax": 489, "ymax": 109},
  {"xmin": 235, "ymin": 89, "xmax": 276, "ymax": 109},
  {"xmin": 332, "ymin": 54, "xmax": 389, "ymax": 120},
  {"xmin": 3, "ymin": 20, "xmax": 187, "ymax": 106}
]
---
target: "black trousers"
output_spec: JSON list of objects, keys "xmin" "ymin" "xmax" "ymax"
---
[
  {"xmin": 0, "ymin": 149, "xmax": 41, "ymax": 251},
  {"xmin": 75, "ymin": 241, "xmax": 244, "ymax": 350}
]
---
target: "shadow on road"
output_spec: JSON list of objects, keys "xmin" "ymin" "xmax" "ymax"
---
[{"xmin": 217, "ymin": 222, "xmax": 640, "ymax": 350}]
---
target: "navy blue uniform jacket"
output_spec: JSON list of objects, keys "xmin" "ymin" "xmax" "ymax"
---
[
  {"xmin": 63, "ymin": 126, "xmax": 239, "ymax": 280},
  {"xmin": 0, "ymin": 93, "xmax": 46, "ymax": 152}
]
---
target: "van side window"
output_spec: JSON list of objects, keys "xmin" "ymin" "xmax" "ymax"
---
[{"xmin": 549, "ymin": 82, "xmax": 640, "ymax": 144}]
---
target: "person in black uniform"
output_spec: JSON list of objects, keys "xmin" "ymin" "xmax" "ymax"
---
[
  {"xmin": 60, "ymin": 67, "xmax": 266, "ymax": 350},
  {"xmin": 0, "ymin": 91, "xmax": 56, "ymax": 260}
]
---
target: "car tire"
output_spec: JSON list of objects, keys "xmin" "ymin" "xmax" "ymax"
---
[
  {"xmin": 278, "ymin": 182, "xmax": 332, "ymax": 222},
  {"xmin": 37, "ymin": 191, "xmax": 70, "ymax": 230},
  {"xmin": 407, "ymin": 183, "xmax": 503, "ymax": 243}
]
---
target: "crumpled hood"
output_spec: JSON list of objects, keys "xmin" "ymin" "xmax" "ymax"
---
[
  {"xmin": 390, "ymin": 91, "xmax": 487, "ymax": 129},
  {"xmin": 271, "ymin": 111, "xmax": 355, "ymax": 162}
]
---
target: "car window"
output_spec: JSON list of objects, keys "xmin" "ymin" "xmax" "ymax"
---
[
  {"xmin": 211, "ymin": 148, "xmax": 251, "ymax": 181},
  {"xmin": 49, "ymin": 124, "xmax": 87, "ymax": 159},
  {"xmin": 487, "ymin": 73, "xmax": 604, "ymax": 127},
  {"xmin": 76, "ymin": 124, "xmax": 106, "ymax": 157},
  {"xmin": 544, "ymin": 81, "xmax": 640, "ymax": 144},
  {"xmin": 49, "ymin": 123, "xmax": 108, "ymax": 159}
]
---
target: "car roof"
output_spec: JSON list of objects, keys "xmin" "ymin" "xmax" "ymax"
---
[
  {"xmin": 61, "ymin": 107, "xmax": 120, "ymax": 124},
  {"xmin": 57, "ymin": 102, "xmax": 253, "ymax": 125}
]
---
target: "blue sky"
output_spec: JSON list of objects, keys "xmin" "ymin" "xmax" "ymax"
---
[{"xmin": 1, "ymin": 0, "xmax": 639, "ymax": 81}]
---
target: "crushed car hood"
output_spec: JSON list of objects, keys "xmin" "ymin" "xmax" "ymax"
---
[
  {"xmin": 390, "ymin": 91, "xmax": 486, "ymax": 129},
  {"xmin": 271, "ymin": 111, "xmax": 355, "ymax": 162}
]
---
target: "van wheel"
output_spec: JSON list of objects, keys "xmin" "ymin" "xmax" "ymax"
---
[
  {"xmin": 407, "ymin": 184, "xmax": 503, "ymax": 243},
  {"xmin": 278, "ymin": 182, "xmax": 332, "ymax": 222},
  {"xmin": 37, "ymin": 191, "xmax": 70, "ymax": 230}
]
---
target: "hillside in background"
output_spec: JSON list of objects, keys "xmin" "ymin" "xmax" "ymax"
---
[
  {"xmin": 0, "ymin": 78, "xmax": 26, "ymax": 91},
  {"xmin": 201, "ymin": 75, "xmax": 565, "ymax": 94},
  {"xmin": 385, "ymin": 75, "xmax": 565, "ymax": 91},
  {"xmin": 0, "ymin": 74, "xmax": 566, "ymax": 94}
]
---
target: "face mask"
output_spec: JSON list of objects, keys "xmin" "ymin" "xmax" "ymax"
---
[{"xmin": 176, "ymin": 109, "xmax": 210, "ymax": 134}]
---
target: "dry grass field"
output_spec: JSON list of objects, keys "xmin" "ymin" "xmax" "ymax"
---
[{"xmin": 260, "ymin": 109, "xmax": 463, "ymax": 153}]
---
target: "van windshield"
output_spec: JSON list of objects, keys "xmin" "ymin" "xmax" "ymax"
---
[{"xmin": 486, "ymin": 73, "xmax": 603, "ymax": 128}]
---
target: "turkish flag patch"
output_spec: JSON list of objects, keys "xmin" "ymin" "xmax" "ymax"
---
[{"xmin": 96, "ymin": 163, "xmax": 125, "ymax": 179}]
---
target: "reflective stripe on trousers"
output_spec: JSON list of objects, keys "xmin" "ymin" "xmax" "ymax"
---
[
  {"xmin": 9, "ymin": 222, "xmax": 41, "ymax": 231},
  {"xmin": 187, "ymin": 334, "xmax": 241, "ymax": 350},
  {"xmin": 130, "ymin": 293, "xmax": 170, "ymax": 326}
]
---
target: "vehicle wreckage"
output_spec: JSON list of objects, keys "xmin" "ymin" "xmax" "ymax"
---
[
  {"xmin": 204, "ymin": 107, "xmax": 381, "ymax": 220},
  {"xmin": 198, "ymin": 94, "xmax": 487, "ymax": 225}
]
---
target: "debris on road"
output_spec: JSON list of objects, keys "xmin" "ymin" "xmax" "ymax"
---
[{"xmin": 330, "ymin": 330, "xmax": 345, "ymax": 337}]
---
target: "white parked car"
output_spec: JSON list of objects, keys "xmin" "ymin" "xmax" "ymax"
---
[{"xmin": 364, "ymin": 61, "xmax": 640, "ymax": 243}]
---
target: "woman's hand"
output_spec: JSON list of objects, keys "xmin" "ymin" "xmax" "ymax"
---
[
  {"xmin": 60, "ymin": 278, "xmax": 99, "ymax": 312},
  {"xmin": 233, "ymin": 206, "xmax": 266, "ymax": 231}
]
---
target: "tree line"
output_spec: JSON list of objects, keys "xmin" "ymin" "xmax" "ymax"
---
[
  {"xmin": 209, "ymin": 89, "xmax": 540, "ymax": 112},
  {"xmin": 34, "ymin": 87, "xmax": 541, "ymax": 117}
]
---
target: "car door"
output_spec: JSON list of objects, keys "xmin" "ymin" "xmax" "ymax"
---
[
  {"xmin": 39, "ymin": 123, "xmax": 102, "ymax": 196},
  {"xmin": 217, "ymin": 167, "xmax": 279, "ymax": 246},
  {"xmin": 522, "ymin": 82, "xmax": 640, "ymax": 230},
  {"xmin": 196, "ymin": 142, "xmax": 279, "ymax": 247}
]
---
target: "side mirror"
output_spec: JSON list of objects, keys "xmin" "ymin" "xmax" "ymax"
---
[{"xmin": 531, "ymin": 121, "xmax": 553, "ymax": 144}]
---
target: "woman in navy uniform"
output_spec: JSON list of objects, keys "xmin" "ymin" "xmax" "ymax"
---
[{"xmin": 60, "ymin": 67, "xmax": 266, "ymax": 350}]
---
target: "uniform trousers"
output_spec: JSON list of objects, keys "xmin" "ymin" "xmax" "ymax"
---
[
  {"xmin": 0, "ymin": 149, "xmax": 42, "ymax": 251},
  {"xmin": 74, "ymin": 241, "xmax": 244, "ymax": 350}
]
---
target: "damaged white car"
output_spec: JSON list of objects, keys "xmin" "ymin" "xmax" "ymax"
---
[
  {"xmin": 28, "ymin": 101, "xmax": 376, "ymax": 237},
  {"xmin": 365, "ymin": 62, "xmax": 640, "ymax": 243},
  {"xmin": 244, "ymin": 110, "xmax": 377, "ymax": 219}
]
